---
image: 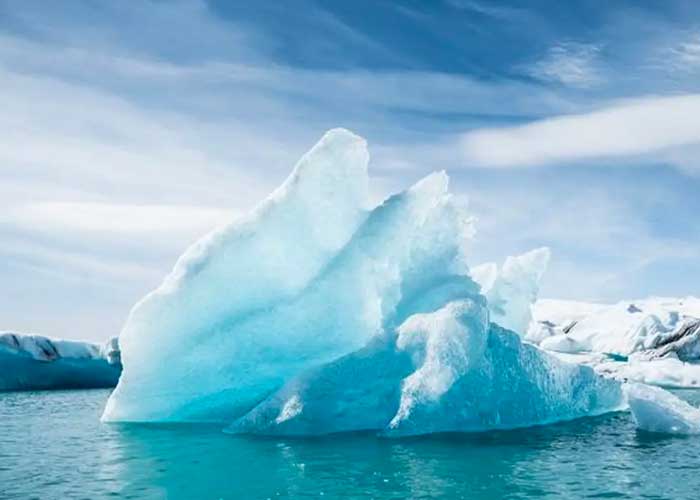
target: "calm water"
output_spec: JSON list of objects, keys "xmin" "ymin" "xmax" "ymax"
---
[{"xmin": 2, "ymin": 390, "xmax": 700, "ymax": 499}]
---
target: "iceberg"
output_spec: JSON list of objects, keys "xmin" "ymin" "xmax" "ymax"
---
[
  {"xmin": 104, "ymin": 128, "xmax": 624, "ymax": 435},
  {"xmin": 624, "ymin": 383, "xmax": 700, "ymax": 434},
  {"xmin": 0, "ymin": 332, "xmax": 121, "ymax": 391},
  {"xmin": 104, "ymin": 128, "xmax": 476, "ymax": 422}
]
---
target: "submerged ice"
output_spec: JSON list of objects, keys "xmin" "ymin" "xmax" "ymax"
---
[{"xmin": 103, "ymin": 128, "xmax": 625, "ymax": 435}]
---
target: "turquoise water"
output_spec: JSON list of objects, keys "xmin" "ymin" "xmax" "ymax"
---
[{"xmin": 3, "ymin": 389, "xmax": 700, "ymax": 499}]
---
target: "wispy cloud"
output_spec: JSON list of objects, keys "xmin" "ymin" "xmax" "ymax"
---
[
  {"xmin": 667, "ymin": 28, "xmax": 700, "ymax": 69},
  {"xmin": 461, "ymin": 94, "xmax": 700, "ymax": 168},
  {"xmin": 525, "ymin": 41, "xmax": 603, "ymax": 88},
  {"xmin": 3, "ymin": 202, "xmax": 232, "ymax": 236}
]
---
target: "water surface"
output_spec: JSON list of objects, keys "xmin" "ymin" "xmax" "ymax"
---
[{"xmin": 2, "ymin": 389, "xmax": 700, "ymax": 499}]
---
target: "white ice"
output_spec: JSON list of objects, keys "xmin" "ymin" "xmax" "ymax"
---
[
  {"xmin": 474, "ymin": 248, "xmax": 550, "ymax": 336},
  {"xmin": 624, "ymin": 382, "xmax": 700, "ymax": 434},
  {"xmin": 533, "ymin": 297, "xmax": 700, "ymax": 388}
]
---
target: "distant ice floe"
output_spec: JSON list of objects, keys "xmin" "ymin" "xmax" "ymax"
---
[
  {"xmin": 0, "ymin": 332, "xmax": 121, "ymax": 391},
  {"xmin": 530, "ymin": 297, "xmax": 700, "ymax": 389}
]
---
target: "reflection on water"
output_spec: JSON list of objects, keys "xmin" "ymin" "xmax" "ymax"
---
[{"xmin": 2, "ymin": 389, "xmax": 700, "ymax": 499}]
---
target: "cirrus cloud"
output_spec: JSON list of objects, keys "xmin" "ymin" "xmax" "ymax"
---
[{"xmin": 461, "ymin": 94, "xmax": 700, "ymax": 168}]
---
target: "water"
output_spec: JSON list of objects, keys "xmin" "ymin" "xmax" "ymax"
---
[{"xmin": 3, "ymin": 390, "xmax": 700, "ymax": 499}]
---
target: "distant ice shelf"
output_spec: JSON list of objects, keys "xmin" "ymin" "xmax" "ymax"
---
[
  {"xmin": 530, "ymin": 297, "xmax": 700, "ymax": 389},
  {"xmin": 0, "ymin": 332, "xmax": 121, "ymax": 391}
]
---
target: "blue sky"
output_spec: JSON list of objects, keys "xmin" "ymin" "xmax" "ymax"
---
[{"xmin": 1, "ymin": 0, "xmax": 700, "ymax": 341}]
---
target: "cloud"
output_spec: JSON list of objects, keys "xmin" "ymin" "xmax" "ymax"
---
[
  {"xmin": 673, "ymin": 34, "xmax": 700, "ymax": 66},
  {"xmin": 3, "ymin": 202, "xmax": 232, "ymax": 236},
  {"xmin": 461, "ymin": 94, "xmax": 700, "ymax": 168},
  {"xmin": 525, "ymin": 42, "xmax": 603, "ymax": 88},
  {"xmin": 2, "ymin": 0, "xmax": 700, "ymax": 339},
  {"xmin": 461, "ymin": 172, "xmax": 700, "ymax": 302}
]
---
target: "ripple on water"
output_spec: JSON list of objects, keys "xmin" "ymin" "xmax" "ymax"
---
[{"xmin": 2, "ymin": 389, "xmax": 700, "ymax": 499}]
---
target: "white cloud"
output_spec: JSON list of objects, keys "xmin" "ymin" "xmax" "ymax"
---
[
  {"xmin": 461, "ymin": 94, "xmax": 700, "ymax": 168},
  {"xmin": 4, "ymin": 202, "xmax": 233, "ymax": 236},
  {"xmin": 668, "ymin": 29, "xmax": 700, "ymax": 68},
  {"xmin": 526, "ymin": 42, "xmax": 603, "ymax": 88}
]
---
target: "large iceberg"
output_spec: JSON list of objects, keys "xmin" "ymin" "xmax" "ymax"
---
[
  {"xmin": 0, "ymin": 332, "xmax": 121, "ymax": 391},
  {"xmin": 103, "ymin": 128, "xmax": 625, "ymax": 435},
  {"xmin": 104, "ymin": 129, "xmax": 476, "ymax": 422}
]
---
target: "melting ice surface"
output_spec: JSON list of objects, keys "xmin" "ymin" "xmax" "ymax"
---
[
  {"xmin": 624, "ymin": 383, "xmax": 700, "ymax": 435},
  {"xmin": 104, "ymin": 128, "xmax": 624, "ymax": 435}
]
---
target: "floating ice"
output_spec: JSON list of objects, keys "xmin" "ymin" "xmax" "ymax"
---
[
  {"xmin": 540, "ymin": 334, "xmax": 586, "ymax": 354},
  {"xmin": 532, "ymin": 298, "xmax": 700, "ymax": 357},
  {"xmin": 533, "ymin": 298, "xmax": 700, "ymax": 388},
  {"xmin": 104, "ymin": 128, "xmax": 623, "ymax": 435},
  {"xmin": 624, "ymin": 383, "xmax": 700, "ymax": 434},
  {"xmin": 597, "ymin": 356, "xmax": 700, "ymax": 389},
  {"xmin": 0, "ymin": 332, "xmax": 121, "ymax": 391}
]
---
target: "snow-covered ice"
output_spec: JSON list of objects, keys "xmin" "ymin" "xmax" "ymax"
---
[
  {"xmin": 624, "ymin": 383, "xmax": 700, "ymax": 434},
  {"xmin": 597, "ymin": 356, "xmax": 700, "ymax": 389},
  {"xmin": 532, "ymin": 297, "xmax": 700, "ymax": 388},
  {"xmin": 0, "ymin": 332, "xmax": 121, "ymax": 391},
  {"xmin": 539, "ymin": 334, "xmax": 587, "ymax": 354},
  {"xmin": 531, "ymin": 297, "xmax": 700, "ymax": 357},
  {"xmin": 103, "ymin": 128, "xmax": 626, "ymax": 435}
]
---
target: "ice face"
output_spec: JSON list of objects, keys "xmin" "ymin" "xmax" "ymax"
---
[
  {"xmin": 103, "ymin": 129, "xmax": 476, "ymax": 422},
  {"xmin": 624, "ymin": 383, "xmax": 700, "ymax": 434},
  {"xmin": 228, "ymin": 300, "xmax": 622, "ymax": 437},
  {"xmin": 473, "ymin": 248, "xmax": 550, "ymax": 336}
]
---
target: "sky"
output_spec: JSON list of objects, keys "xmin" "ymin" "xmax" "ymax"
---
[{"xmin": 1, "ymin": 0, "xmax": 700, "ymax": 341}]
